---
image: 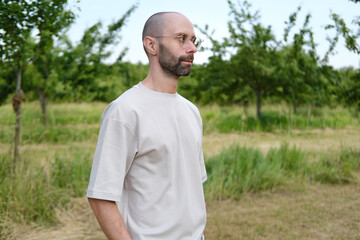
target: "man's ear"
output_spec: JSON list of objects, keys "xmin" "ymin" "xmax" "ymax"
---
[{"xmin": 144, "ymin": 36, "xmax": 157, "ymax": 56}]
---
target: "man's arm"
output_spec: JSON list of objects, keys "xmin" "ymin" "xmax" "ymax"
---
[{"xmin": 88, "ymin": 198, "xmax": 132, "ymax": 240}]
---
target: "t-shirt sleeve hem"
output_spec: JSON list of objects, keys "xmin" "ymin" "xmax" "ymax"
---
[
  {"xmin": 202, "ymin": 175, "xmax": 207, "ymax": 183},
  {"xmin": 86, "ymin": 190, "xmax": 120, "ymax": 202}
]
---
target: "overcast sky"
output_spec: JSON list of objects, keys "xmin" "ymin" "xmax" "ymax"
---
[{"xmin": 67, "ymin": 0, "xmax": 360, "ymax": 69}]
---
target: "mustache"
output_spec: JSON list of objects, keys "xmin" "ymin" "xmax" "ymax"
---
[{"xmin": 179, "ymin": 54, "xmax": 194, "ymax": 62}]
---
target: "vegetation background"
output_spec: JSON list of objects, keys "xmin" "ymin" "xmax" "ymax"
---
[{"xmin": 0, "ymin": 0, "xmax": 359, "ymax": 239}]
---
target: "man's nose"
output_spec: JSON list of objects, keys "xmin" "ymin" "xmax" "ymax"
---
[{"xmin": 185, "ymin": 40, "xmax": 198, "ymax": 53}]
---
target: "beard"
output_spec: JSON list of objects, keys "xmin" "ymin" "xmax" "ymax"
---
[{"xmin": 158, "ymin": 43, "xmax": 194, "ymax": 77}]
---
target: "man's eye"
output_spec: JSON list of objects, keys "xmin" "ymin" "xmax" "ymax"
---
[{"xmin": 178, "ymin": 35, "xmax": 186, "ymax": 42}]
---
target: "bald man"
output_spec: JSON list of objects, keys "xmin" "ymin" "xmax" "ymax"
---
[{"xmin": 87, "ymin": 12, "xmax": 207, "ymax": 240}]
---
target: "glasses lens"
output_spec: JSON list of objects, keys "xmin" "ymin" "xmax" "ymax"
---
[{"xmin": 194, "ymin": 38, "xmax": 202, "ymax": 49}]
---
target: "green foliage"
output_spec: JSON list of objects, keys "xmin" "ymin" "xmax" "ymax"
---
[
  {"xmin": 0, "ymin": 0, "xmax": 35, "ymax": 64},
  {"xmin": 197, "ymin": 0, "xmax": 282, "ymax": 119},
  {"xmin": 338, "ymin": 67, "xmax": 360, "ymax": 109},
  {"xmin": 194, "ymin": 0, "xmax": 359, "ymax": 114},
  {"xmin": 325, "ymin": 12, "xmax": 360, "ymax": 55},
  {"xmin": 0, "ymin": 66, "xmax": 14, "ymax": 104},
  {"xmin": 53, "ymin": 4, "xmax": 138, "ymax": 102},
  {"xmin": 0, "ymin": 0, "xmax": 76, "ymax": 87}
]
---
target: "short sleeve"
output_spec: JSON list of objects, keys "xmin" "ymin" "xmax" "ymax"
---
[
  {"xmin": 87, "ymin": 117, "xmax": 138, "ymax": 201},
  {"xmin": 199, "ymin": 148, "xmax": 207, "ymax": 183},
  {"xmin": 199, "ymin": 123, "xmax": 207, "ymax": 183}
]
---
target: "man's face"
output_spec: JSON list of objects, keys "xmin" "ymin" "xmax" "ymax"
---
[
  {"xmin": 155, "ymin": 13, "xmax": 198, "ymax": 77},
  {"xmin": 158, "ymin": 41, "xmax": 194, "ymax": 77}
]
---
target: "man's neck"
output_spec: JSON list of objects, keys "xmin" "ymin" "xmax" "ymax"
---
[{"xmin": 142, "ymin": 70, "xmax": 179, "ymax": 94}]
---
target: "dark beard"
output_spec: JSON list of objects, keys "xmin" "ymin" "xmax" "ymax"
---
[{"xmin": 158, "ymin": 43, "xmax": 194, "ymax": 77}]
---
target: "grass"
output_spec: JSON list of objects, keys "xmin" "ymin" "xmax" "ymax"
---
[
  {"xmin": 0, "ymin": 101, "xmax": 360, "ymax": 239},
  {"xmin": 205, "ymin": 143, "xmax": 360, "ymax": 201},
  {"xmin": 312, "ymin": 147, "xmax": 360, "ymax": 184},
  {"xmin": 205, "ymin": 183, "xmax": 360, "ymax": 240},
  {"xmin": 200, "ymin": 104, "xmax": 360, "ymax": 134},
  {"xmin": 0, "ymin": 102, "xmax": 104, "ymax": 144},
  {"xmin": 0, "ymin": 145, "xmax": 93, "ymax": 231}
]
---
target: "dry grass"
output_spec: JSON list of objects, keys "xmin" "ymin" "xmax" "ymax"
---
[
  {"xmin": 203, "ymin": 128, "xmax": 360, "ymax": 157},
  {"xmin": 205, "ymin": 183, "xmax": 360, "ymax": 240},
  {"xmin": 7, "ymin": 182, "xmax": 360, "ymax": 240},
  {"xmin": 2, "ymin": 198, "xmax": 106, "ymax": 240}
]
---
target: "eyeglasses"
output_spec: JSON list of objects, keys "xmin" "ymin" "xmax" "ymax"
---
[{"xmin": 153, "ymin": 34, "xmax": 203, "ymax": 50}]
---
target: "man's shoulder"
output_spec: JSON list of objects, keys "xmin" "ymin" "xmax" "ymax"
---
[
  {"xmin": 100, "ymin": 84, "xmax": 141, "ymax": 121},
  {"xmin": 177, "ymin": 94, "xmax": 201, "ymax": 114}
]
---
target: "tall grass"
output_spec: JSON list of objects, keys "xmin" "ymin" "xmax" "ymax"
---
[
  {"xmin": 205, "ymin": 144, "xmax": 360, "ymax": 201},
  {"xmin": 204, "ymin": 143, "xmax": 308, "ymax": 200},
  {"xmin": 0, "ymin": 145, "xmax": 93, "ymax": 231},
  {"xmin": 312, "ymin": 148, "xmax": 360, "ymax": 184}
]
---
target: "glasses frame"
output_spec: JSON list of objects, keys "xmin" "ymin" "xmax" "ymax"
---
[{"xmin": 152, "ymin": 34, "xmax": 203, "ymax": 50}]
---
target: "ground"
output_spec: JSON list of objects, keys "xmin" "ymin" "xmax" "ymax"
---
[{"xmin": 5, "ymin": 128, "xmax": 360, "ymax": 240}]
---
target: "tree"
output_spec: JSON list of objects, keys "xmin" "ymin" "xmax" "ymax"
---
[
  {"xmin": 281, "ymin": 9, "xmax": 321, "ymax": 113},
  {"xmin": 55, "ymin": 4, "xmax": 137, "ymax": 102},
  {"xmin": 323, "ymin": 0, "xmax": 359, "ymax": 110},
  {"xmin": 1, "ymin": 1, "xmax": 37, "ymax": 164},
  {"xmin": 338, "ymin": 67, "xmax": 360, "ymax": 109},
  {"xmin": 198, "ymin": 0, "xmax": 281, "ymax": 119},
  {"xmin": 32, "ymin": 1, "xmax": 75, "ymax": 126},
  {"xmin": 324, "ymin": 0, "xmax": 359, "ymax": 62},
  {"xmin": 0, "ymin": 0, "xmax": 76, "ymax": 165}
]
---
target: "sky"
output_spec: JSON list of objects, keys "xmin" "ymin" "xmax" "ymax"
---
[{"xmin": 67, "ymin": 0, "xmax": 360, "ymax": 69}]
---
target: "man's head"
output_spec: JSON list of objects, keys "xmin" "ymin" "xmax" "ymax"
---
[{"xmin": 142, "ymin": 12, "xmax": 199, "ymax": 77}]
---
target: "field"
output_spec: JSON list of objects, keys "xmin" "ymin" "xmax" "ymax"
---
[{"xmin": 1, "ymin": 102, "xmax": 360, "ymax": 240}]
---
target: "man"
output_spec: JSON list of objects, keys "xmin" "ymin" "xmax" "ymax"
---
[{"xmin": 87, "ymin": 12, "xmax": 207, "ymax": 240}]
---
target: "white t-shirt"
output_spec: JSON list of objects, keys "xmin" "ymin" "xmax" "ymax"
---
[{"xmin": 87, "ymin": 82, "xmax": 207, "ymax": 240}]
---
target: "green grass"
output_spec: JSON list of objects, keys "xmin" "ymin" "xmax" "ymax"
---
[
  {"xmin": 205, "ymin": 144, "xmax": 360, "ymax": 201},
  {"xmin": 200, "ymin": 104, "xmax": 360, "ymax": 134},
  {"xmin": 0, "ymin": 145, "xmax": 93, "ymax": 228},
  {"xmin": 0, "ymin": 102, "xmax": 103, "ymax": 144},
  {"xmin": 204, "ymin": 143, "xmax": 308, "ymax": 200},
  {"xmin": 312, "ymin": 147, "xmax": 360, "ymax": 184}
]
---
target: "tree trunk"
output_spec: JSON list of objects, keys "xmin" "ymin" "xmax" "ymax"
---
[
  {"xmin": 256, "ymin": 90, "xmax": 262, "ymax": 120},
  {"xmin": 293, "ymin": 101, "xmax": 297, "ymax": 114},
  {"xmin": 38, "ymin": 90, "xmax": 48, "ymax": 127},
  {"xmin": 14, "ymin": 68, "xmax": 23, "ymax": 166},
  {"xmin": 242, "ymin": 100, "xmax": 249, "ymax": 116}
]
